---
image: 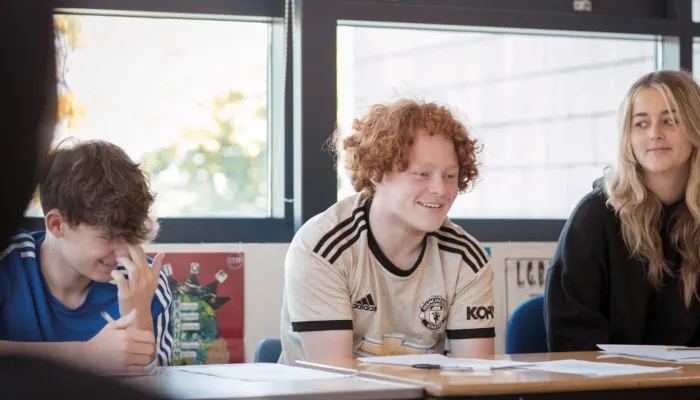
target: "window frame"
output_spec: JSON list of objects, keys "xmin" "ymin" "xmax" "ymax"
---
[
  {"xmin": 23, "ymin": 0, "xmax": 698, "ymax": 243},
  {"xmin": 23, "ymin": 0, "xmax": 294, "ymax": 243},
  {"xmin": 295, "ymin": 0, "xmax": 692, "ymax": 243}
]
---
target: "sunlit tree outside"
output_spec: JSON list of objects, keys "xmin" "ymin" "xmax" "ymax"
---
[{"xmin": 27, "ymin": 15, "xmax": 270, "ymax": 218}]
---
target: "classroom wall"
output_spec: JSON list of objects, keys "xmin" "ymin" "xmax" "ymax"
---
[{"xmin": 145, "ymin": 241, "xmax": 557, "ymax": 362}]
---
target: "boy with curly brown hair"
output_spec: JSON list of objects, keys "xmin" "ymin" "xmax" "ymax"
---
[
  {"xmin": 0, "ymin": 139, "xmax": 172, "ymax": 374},
  {"xmin": 279, "ymin": 99, "xmax": 494, "ymax": 364}
]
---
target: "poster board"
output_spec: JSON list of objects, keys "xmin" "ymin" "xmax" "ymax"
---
[
  {"xmin": 149, "ymin": 252, "xmax": 245, "ymax": 364},
  {"xmin": 505, "ymin": 257, "xmax": 550, "ymax": 322}
]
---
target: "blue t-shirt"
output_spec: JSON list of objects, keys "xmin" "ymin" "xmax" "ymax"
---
[{"xmin": 0, "ymin": 231, "xmax": 173, "ymax": 366}]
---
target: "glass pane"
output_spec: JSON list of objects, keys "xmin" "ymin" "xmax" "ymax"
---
[
  {"xmin": 34, "ymin": 14, "xmax": 270, "ymax": 218},
  {"xmin": 694, "ymin": 0, "xmax": 700, "ymax": 22},
  {"xmin": 694, "ymin": 39, "xmax": 700, "ymax": 78},
  {"xmin": 337, "ymin": 26, "xmax": 658, "ymax": 219}
]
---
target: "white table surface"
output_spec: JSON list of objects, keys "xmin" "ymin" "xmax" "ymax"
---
[{"xmin": 117, "ymin": 363, "xmax": 423, "ymax": 400}]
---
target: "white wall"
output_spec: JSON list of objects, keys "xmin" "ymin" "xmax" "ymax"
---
[{"xmin": 145, "ymin": 241, "xmax": 556, "ymax": 362}]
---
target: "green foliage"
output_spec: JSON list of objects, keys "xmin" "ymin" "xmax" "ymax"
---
[{"xmin": 140, "ymin": 89, "xmax": 268, "ymax": 216}]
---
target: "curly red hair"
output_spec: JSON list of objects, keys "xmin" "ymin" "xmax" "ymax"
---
[{"xmin": 334, "ymin": 99, "xmax": 481, "ymax": 198}]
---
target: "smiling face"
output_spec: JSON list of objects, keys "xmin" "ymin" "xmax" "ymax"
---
[
  {"xmin": 629, "ymin": 87, "xmax": 694, "ymax": 179},
  {"xmin": 45, "ymin": 209, "xmax": 131, "ymax": 283},
  {"xmin": 373, "ymin": 128, "xmax": 459, "ymax": 234}
]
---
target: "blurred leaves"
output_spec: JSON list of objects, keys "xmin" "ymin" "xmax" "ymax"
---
[
  {"xmin": 54, "ymin": 15, "xmax": 84, "ymax": 128},
  {"xmin": 141, "ymin": 90, "xmax": 268, "ymax": 216},
  {"xmin": 30, "ymin": 16, "xmax": 269, "ymax": 218}
]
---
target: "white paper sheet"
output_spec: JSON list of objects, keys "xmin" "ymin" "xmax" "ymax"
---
[
  {"xmin": 521, "ymin": 359, "xmax": 680, "ymax": 377},
  {"xmin": 175, "ymin": 363, "xmax": 350, "ymax": 382},
  {"xmin": 597, "ymin": 353, "xmax": 700, "ymax": 364},
  {"xmin": 597, "ymin": 344, "xmax": 700, "ymax": 362},
  {"xmin": 357, "ymin": 354, "xmax": 532, "ymax": 369}
]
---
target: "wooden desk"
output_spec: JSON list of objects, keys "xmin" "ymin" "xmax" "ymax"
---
[
  {"xmin": 297, "ymin": 352, "xmax": 700, "ymax": 399},
  {"xmin": 117, "ymin": 363, "xmax": 423, "ymax": 400}
]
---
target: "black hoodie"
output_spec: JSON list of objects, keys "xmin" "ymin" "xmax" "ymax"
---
[{"xmin": 545, "ymin": 179, "xmax": 700, "ymax": 351}]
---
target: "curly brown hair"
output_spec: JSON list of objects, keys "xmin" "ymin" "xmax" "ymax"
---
[
  {"xmin": 333, "ymin": 99, "xmax": 481, "ymax": 198},
  {"xmin": 39, "ymin": 138, "xmax": 159, "ymax": 244}
]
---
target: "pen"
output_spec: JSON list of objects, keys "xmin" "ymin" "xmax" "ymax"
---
[
  {"xmin": 412, "ymin": 363, "xmax": 492, "ymax": 371},
  {"xmin": 412, "ymin": 364, "xmax": 444, "ymax": 369},
  {"xmin": 666, "ymin": 347, "xmax": 700, "ymax": 351},
  {"xmin": 100, "ymin": 311, "xmax": 115, "ymax": 323}
]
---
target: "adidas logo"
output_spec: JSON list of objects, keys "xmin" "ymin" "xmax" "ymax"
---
[{"xmin": 352, "ymin": 294, "xmax": 377, "ymax": 312}]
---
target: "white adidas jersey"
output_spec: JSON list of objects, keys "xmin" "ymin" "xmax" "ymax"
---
[{"xmin": 279, "ymin": 193, "xmax": 494, "ymax": 365}]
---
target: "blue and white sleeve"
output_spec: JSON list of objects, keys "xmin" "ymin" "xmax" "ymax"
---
[{"xmin": 153, "ymin": 268, "xmax": 173, "ymax": 366}]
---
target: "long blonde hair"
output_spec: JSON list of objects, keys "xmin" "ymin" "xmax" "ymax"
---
[{"xmin": 606, "ymin": 70, "xmax": 700, "ymax": 307}]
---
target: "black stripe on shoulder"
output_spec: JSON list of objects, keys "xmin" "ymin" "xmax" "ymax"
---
[
  {"xmin": 313, "ymin": 206, "xmax": 366, "ymax": 254},
  {"xmin": 446, "ymin": 327, "xmax": 495, "ymax": 340},
  {"xmin": 432, "ymin": 232, "xmax": 485, "ymax": 270},
  {"xmin": 329, "ymin": 224, "xmax": 368, "ymax": 264},
  {"xmin": 321, "ymin": 214, "xmax": 367, "ymax": 259},
  {"xmin": 437, "ymin": 244, "xmax": 479, "ymax": 274},
  {"xmin": 292, "ymin": 320, "xmax": 353, "ymax": 332},
  {"xmin": 439, "ymin": 226, "xmax": 488, "ymax": 262},
  {"xmin": 437, "ymin": 227, "xmax": 488, "ymax": 263}
]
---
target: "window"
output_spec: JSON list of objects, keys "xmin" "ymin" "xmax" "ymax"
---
[
  {"xmin": 32, "ymin": 14, "xmax": 272, "ymax": 218},
  {"xmin": 337, "ymin": 25, "xmax": 658, "ymax": 219},
  {"xmin": 694, "ymin": 39, "xmax": 700, "ymax": 79}
]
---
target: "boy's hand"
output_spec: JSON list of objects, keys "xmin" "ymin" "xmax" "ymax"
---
[
  {"xmin": 86, "ymin": 309, "xmax": 156, "ymax": 374},
  {"xmin": 112, "ymin": 245, "xmax": 165, "ymax": 319}
]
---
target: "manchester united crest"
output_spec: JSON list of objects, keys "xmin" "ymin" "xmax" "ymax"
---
[{"xmin": 418, "ymin": 295, "xmax": 447, "ymax": 331}]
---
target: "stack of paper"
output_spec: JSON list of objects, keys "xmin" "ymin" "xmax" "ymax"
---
[
  {"xmin": 598, "ymin": 344, "xmax": 700, "ymax": 362},
  {"xmin": 358, "ymin": 354, "xmax": 536, "ymax": 369},
  {"xmin": 357, "ymin": 354, "xmax": 680, "ymax": 377},
  {"xmin": 520, "ymin": 359, "xmax": 680, "ymax": 377}
]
